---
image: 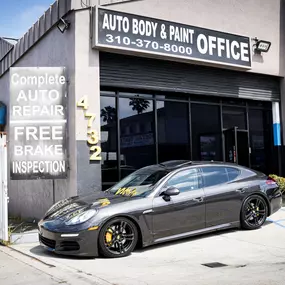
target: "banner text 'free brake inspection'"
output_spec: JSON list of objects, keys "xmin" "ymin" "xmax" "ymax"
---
[
  {"xmin": 9, "ymin": 67, "xmax": 68, "ymax": 180},
  {"xmin": 95, "ymin": 8, "xmax": 251, "ymax": 68}
]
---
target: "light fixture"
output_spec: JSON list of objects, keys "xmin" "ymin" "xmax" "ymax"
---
[
  {"xmin": 252, "ymin": 37, "xmax": 271, "ymax": 54},
  {"xmin": 57, "ymin": 18, "xmax": 70, "ymax": 33},
  {"xmin": 256, "ymin": 40, "xmax": 271, "ymax": 52}
]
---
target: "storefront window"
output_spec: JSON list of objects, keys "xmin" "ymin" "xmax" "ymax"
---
[
  {"xmin": 222, "ymin": 106, "xmax": 247, "ymax": 130},
  {"xmin": 156, "ymin": 94, "xmax": 188, "ymax": 101},
  {"xmin": 222, "ymin": 98, "xmax": 246, "ymax": 106},
  {"xmin": 119, "ymin": 92, "xmax": 153, "ymax": 99},
  {"xmin": 119, "ymin": 97, "xmax": 156, "ymax": 179},
  {"xmin": 100, "ymin": 96, "xmax": 118, "ymax": 188},
  {"xmin": 248, "ymin": 109, "xmax": 275, "ymax": 174},
  {"xmin": 100, "ymin": 90, "xmax": 278, "ymax": 187},
  {"xmin": 191, "ymin": 95, "xmax": 220, "ymax": 104},
  {"xmin": 191, "ymin": 104, "xmax": 222, "ymax": 161},
  {"xmin": 157, "ymin": 101, "xmax": 190, "ymax": 162}
]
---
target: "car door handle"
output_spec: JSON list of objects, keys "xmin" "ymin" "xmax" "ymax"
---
[
  {"xmin": 192, "ymin": 197, "xmax": 204, "ymax": 203},
  {"xmin": 236, "ymin": 188, "xmax": 247, "ymax": 193}
]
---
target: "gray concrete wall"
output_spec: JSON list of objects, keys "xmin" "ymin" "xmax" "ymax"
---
[
  {"xmin": 74, "ymin": 9, "xmax": 102, "ymax": 194},
  {"xmin": 94, "ymin": 0, "xmax": 282, "ymax": 76},
  {"xmin": 0, "ymin": 13, "xmax": 76, "ymax": 220}
]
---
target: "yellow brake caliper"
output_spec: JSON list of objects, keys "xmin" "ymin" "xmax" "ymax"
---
[{"xmin": 105, "ymin": 228, "xmax": 113, "ymax": 244}]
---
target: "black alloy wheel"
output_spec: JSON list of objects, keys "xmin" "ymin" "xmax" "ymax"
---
[
  {"xmin": 98, "ymin": 217, "xmax": 138, "ymax": 258},
  {"xmin": 241, "ymin": 195, "xmax": 268, "ymax": 230}
]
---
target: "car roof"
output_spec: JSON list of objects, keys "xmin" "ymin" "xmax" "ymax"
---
[
  {"xmin": 158, "ymin": 160, "xmax": 244, "ymax": 170},
  {"xmin": 134, "ymin": 160, "xmax": 262, "ymax": 179}
]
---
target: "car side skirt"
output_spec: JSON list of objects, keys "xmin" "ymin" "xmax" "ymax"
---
[{"xmin": 152, "ymin": 222, "xmax": 240, "ymax": 245}]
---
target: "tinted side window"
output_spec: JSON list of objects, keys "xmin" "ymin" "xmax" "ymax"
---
[
  {"xmin": 226, "ymin": 167, "xmax": 240, "ymax": 181},
  {"xmin": 167, "ymin": 168, "xmax": 201, "ymax": 193},
  {"xmin": 202, "ymin": 167, "xmax": 229, "ymax": 187}
]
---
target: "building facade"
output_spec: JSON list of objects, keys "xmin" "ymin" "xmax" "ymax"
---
[{"xmin": 0, "ymin": 0, "xmax": 285, "ymax": 219}]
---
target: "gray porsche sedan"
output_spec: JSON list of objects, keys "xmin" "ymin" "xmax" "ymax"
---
[{"xmin": 38, "ymin": 160, "xmax": 282, "ymax": 258}]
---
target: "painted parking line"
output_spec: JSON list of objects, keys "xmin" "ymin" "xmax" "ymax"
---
[
  {"xmin": 273, "ymin": 219, "xmax": 285, "ymax": 223},
  {"xmin": 266, "ymin": 218, "xmax": 285, "ymax": 229}
]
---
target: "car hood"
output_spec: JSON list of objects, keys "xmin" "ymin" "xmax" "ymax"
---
[{"xmin": 43, "ymin": 191, "xmax": 136, "ymax": 221}]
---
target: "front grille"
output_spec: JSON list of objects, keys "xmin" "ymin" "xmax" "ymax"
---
[
  {"xmin": 39, "ymin": 235, "xmax": 56, "ymax": 249},
  {"xmin": 59, "ymin": 241, "xmax": 80, "ymax": 251}
]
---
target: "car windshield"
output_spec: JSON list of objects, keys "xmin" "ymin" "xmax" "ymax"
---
[{"xmin": 107, "ymin": 166, "xmax": 169, "ymax": 197}]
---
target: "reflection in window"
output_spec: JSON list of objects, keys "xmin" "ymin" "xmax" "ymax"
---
[
  {"xmin": 100, "ymin": 91, "xmax": 277, "ymax": 188},
  {"xmin": 157, "ymin": 101, "xmax": 190, "ymax": 162},
  {"xmin": 191, "ymin": 104, "xmax": 222, "ymax": 161},
  {"xmin": 249, "ymin": 109, "xmax": 275, "ymax": 174},
  {"xmin": 222, "ymin": 98, "xmax": 246, "ymax": 106},
  {"xmin": 119, "ymin": 92, "xmax": 153, "ymax": 99},
  {"xmin": 156, "ymin": 94, "xmax": 188, "ymax": 101},
  {"xmin": 202, "ymin": 167, "xmax": 228, "ymax": 187},
  {"xmin": 222, "ymin": 106, "xmax": 247, "ymax": 130},
  {"xmin": 100, "ymin": 96, "xmax": 118, "ymax": 184},
  {"xmin": 119, "ymin": 97, "xmax": 156, "ymax": 179},
  {"xmin": 191, "ymin": 95, "xmax": 220, "ymax": 104},
  {"xmin": 226, "ymin": 167, "xmax": 240, "ymax": 181},
  {"xmin": 167, "ymin": 168, "xmax": 201, "ymax": 192}
]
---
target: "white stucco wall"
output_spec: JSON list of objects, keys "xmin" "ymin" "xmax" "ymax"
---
[{"xmin": 0, "ymin": 13, "xmax": 76, "ymax": 220}]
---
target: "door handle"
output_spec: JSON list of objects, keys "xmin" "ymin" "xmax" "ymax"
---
[
  {"xmin": 192, "ymin": 197, "xmax": 204, "ymax": 203},
  {"xmin": 236, "ymin": 188, "xmax": 246, "ymax": 194}
]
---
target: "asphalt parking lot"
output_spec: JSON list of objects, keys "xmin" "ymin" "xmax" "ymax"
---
[{"xmin": 6, "ymin": 208, "xmax": 285, "ymax": 285}]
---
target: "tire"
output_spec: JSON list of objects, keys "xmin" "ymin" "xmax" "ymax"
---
[
  {"xmin": 240, "ymin": 195, "xmax": 268, "ymax": 230},
  {"xmin": 98, "ymin": 217, "xmax": 138, "ymax": 258}
]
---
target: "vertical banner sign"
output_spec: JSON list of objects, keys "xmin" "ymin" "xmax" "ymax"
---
[
  {"xmin": 93, "ymin": 7, "xmax": 252, "ymax": 68},
  {"xmin": 9, "ymin": 67, "xmax": 68, "ymax": 180}
]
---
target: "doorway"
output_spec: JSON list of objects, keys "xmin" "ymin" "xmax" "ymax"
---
[{"xmin": 223, "ymin": 127, "xmax": 250, "ymax": 167}]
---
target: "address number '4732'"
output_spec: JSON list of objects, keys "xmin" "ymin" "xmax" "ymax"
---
[{"xmin": 76, "ymin": 96, "xmax": 102, "ymax": 161}]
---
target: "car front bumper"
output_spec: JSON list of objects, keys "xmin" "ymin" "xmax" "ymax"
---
[{"xmin": 38, "ymin": 223, "xmax": 100, "ymax": 257}]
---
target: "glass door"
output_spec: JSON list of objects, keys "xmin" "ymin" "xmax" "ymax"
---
[
  {"xmin": 223, "ymin": 127, "xmax": 237, "ymax": 163},
  {"xmin": 223, "ymin": 127, "xmax": 250, "ymax": 167}
]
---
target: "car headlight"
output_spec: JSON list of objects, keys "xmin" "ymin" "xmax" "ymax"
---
[{"xmin": 65, "ymin": 209, "xmax": 97, "ymax": 226}]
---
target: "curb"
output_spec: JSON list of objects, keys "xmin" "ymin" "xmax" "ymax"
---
[
  {"xmin": 1, "ymin": 244, "xmax": 112, "ymax": 285},
  {"xmin": 6, "ymin": 244, "xmax": 56, "ymax": 268}
]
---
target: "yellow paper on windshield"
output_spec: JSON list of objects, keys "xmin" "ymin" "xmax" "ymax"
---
[{"xmin": 115, "ymin": 187, "xmax": 137, "ymax": 197}]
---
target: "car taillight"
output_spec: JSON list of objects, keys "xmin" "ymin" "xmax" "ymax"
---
[{"xmin": 266, "ymin": 177, "xmax": 277, "ymax": 185}]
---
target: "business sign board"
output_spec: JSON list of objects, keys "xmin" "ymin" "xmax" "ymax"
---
[
  {"xmin": 93, "ymin": 7, "xmax": 252, "ymax": 69},
  {"xmin": 9, "ymin": 67, "xmax": 68, "ymax": 180}
]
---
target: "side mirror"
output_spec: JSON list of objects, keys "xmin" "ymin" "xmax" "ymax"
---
[{"xmin": 161, "ymin": 186, "xmax": 180, "ymax": 201}]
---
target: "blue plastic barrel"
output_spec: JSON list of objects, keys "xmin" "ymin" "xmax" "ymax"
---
[{"xmin": 0, "ymin": 103, "xmax": 7, "ymax": 125}]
